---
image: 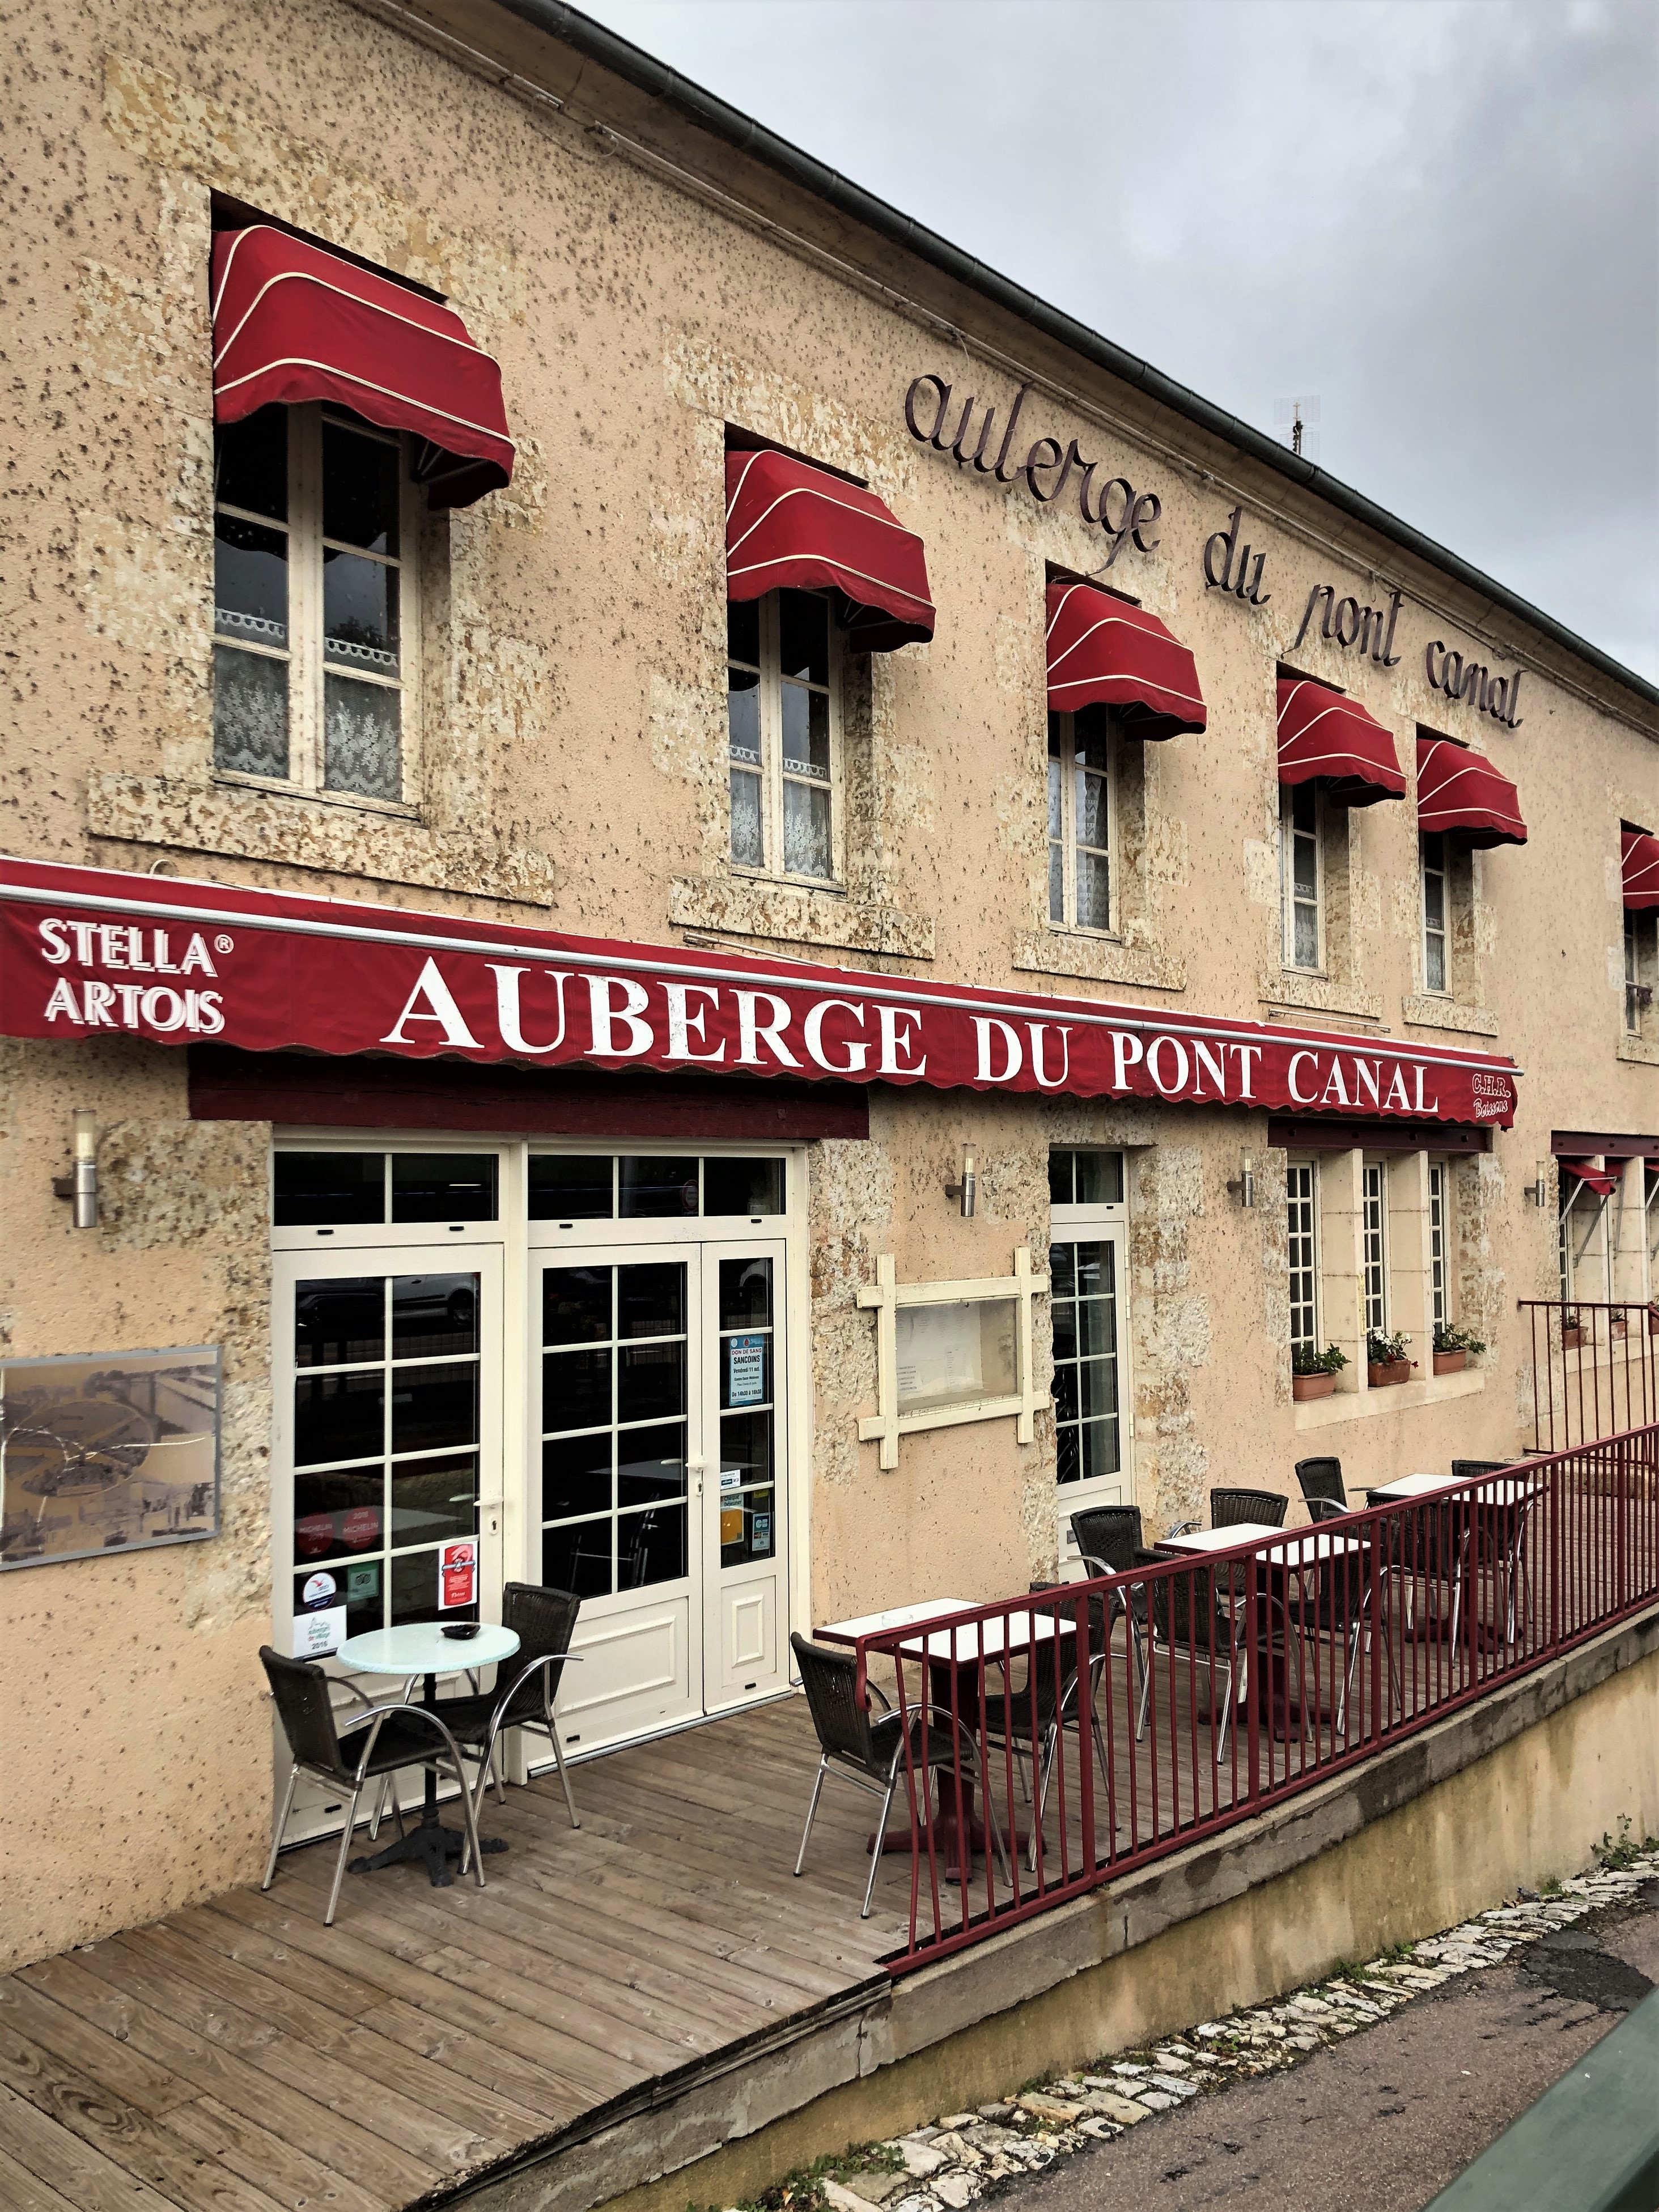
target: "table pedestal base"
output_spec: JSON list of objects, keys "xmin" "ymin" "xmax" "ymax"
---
[{"xmin": 350, "ymin": 1818, "xmax": 507, "ymax": 1887}]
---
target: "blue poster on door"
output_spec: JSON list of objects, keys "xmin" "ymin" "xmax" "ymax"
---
[{"xmin": 728, "ymin": 1334, "xmax": 766, "ymax": 1406}]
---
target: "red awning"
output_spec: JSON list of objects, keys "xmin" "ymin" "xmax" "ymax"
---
[
  {"xmin": 1045, "ymin": 581, "xmax": 1206, "ymax": 740},
  {"xmin": 1276, "ymin": 678, "xmax": 1406, "ymax": 807},
  {"xmin": 1560, "ymin": 1160, "xmax": 1619, "ymax": 1198},
  {"xmin": 210, "ymin": 227, "xmax": 514, "ymax": 510},
  {"xmin": 1623, "ymin": 826, "xmax": 1659, "ymax": 911},
  {"xmin": 0, "ymin": 854, "xmax": 1521, "ymax": 1127},
  {"xmin": 1415, "ymin": 736, "xmax": 1527, "ymax": 848},
  {"xmin": 724, "ymin": 450, "xmax": 934, "ymax": 651}
]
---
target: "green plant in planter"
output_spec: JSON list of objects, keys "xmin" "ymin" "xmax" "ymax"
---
[
  {"xmin": 1365, "ymin": 1329, "xmax": 1413, "ymax": 1368},
  {"xmin": 1292, "ymin": 1342, "xmax": 1348, "ymax": 1376},
  {"xmin": 1433, "ymin": 1322, "xmax": 1487, "ymax": 1357}
]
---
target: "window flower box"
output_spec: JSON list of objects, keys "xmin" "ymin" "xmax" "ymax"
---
[
  {"xmin": 1293, "ymin": 1369, "xmax": 1336, "ymax": 1402},
  {"xmin": 1430, "ymin": 1324, "xmax": 1484, "ymax": 1378},
  {"xmin": 1432, "ymin": 1349, "xmax": 1466, "ymax": 1375},
  {"xmin": 1367, "ymin": 1359, "xmax": 1412, "ymax": 1387}
]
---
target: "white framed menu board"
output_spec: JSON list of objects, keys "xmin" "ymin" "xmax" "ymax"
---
[{"xmin": 857, "ymin": 1249, "xmax": 1049, "ymax": 1469}]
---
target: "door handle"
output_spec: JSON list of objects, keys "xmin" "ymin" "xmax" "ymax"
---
[{"xmin": 476, "ymin": 1496, "xmax": 504, "ymax": 1509}]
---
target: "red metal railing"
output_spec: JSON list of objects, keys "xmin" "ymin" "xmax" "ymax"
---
[
  {"xmin": 856, "ymin": 1423, "xmax": 1659, "ymax": 1972},
  {"xmin": 1520, "ymin": 1300, "xmax": 1659, "ymax": 1454}
]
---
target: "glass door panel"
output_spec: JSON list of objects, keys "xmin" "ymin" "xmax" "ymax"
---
[
  {"xmin": 1050, "ymin": 1226, "xmax": 1130, "ymax": 1571},
  {"xmin": 703, "ymin": 1242, "xmax": 787, "ymax": 1709}
]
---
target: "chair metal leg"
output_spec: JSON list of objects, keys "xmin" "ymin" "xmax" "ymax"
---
[
  {"xmin": 324, "ymin": 1785, "xmax": 364, "ymax": 1925},
  {"xmin": 449, "ymin": 1751, "xmax": 487, "ymax": 1890},
  {"xmin": 546, "ymin": 1717, "xmax": 581, "ymax": 1829},
  {"xmin": 1135, "ymin": 1648, "xmax": 1155, "ymax": 1742},
  {"xmin": 862, "ymin": 1777, "xmax": 898, "ymax": 1917},
  {"xmin": 490, "ymin": 1739, "xmax": 507, "ymax": 1806},
  {"xmin": 1029, "ymin": 1724, "xmax": 1059, "ymax": 1874},
  {"xmin": 262, "ymin": 1766, "xmax": 300, "ymax": 1891},
  {"xmin": 794, "ymin": 1755, "xmax": 829, "ymax": 1876},
  {"xmin": 1215, "ymin": 1656, "xmax": 1235, "ymax": 1763}
]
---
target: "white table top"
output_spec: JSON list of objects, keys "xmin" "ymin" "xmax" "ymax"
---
[
  {"xmin": 340, "ymin": 1622, "xmax": 519, "ymax": 1678},
  {"xmin": 1158, "ymin": 1522, "xmax": 1286, "ymax": 1553},
  {"xmin": 1370, "ymin": 1472, "xmax": 1534, "ymax": 1506},
  {"xmin": 897, "ymin": 1610, "xmax": 1062, "ymax": 1664},
  {"xmin": 817, "ymin": 1598, "xmax": 978, "ymax": 1645}
]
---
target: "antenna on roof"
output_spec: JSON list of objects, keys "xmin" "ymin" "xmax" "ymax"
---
[{"xmin": 1274, "ymin": 394, "xmax": 1321, "ymax": 461}]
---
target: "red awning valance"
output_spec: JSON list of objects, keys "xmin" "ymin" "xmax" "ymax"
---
[
  {"xmin": 724, "ymin": 451, "xmax": 934, "ymax": 652},
  {"xmin": 1276, "ymin": 678, "xmax": 1406, "ymax": 808},
  {"xmin": 1561, "ymin": 1160, "xmax": 1619, "ymax": 1198},
  {"xmin": 1045, "ymin": 581, "xmax": 1206, "ymax": 740},
  {"xmin": 1623, "ymin": 826, "xmax": 1659, "ymax": 911},
  {"xmin": 0, "ymin": 854, "xmax": 1521, "ymax": 1127},
  {"xmin": 210, "ymin": 227, "xmax": 515, "ymax": 511},
  {"xmin": 1415, "ymin": 736, "xmax": 1527, "ymax": 848}
]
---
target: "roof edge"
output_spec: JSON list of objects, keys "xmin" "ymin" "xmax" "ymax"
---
[{"xmin": 495, "ymin": 0, "xmax": 1658, "ymax": 714}]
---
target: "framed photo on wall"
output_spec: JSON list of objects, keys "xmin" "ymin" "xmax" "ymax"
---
[{"xmin": 0, "ymin": 1345, "xmax": 222, "ymax": 1570}]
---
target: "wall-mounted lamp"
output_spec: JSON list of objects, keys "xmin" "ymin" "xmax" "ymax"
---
[
  {"xmin": 52, "ymin": 1109, "xmax": 100, "ymax": 1228},
  {"xmin": 945, "ymin": 1143, "xmax": 977, "ymax": 1220},
  {"xmin": 1227, "ymin": 1152, "xmax": 1257, "ymax": 1209},
  {"xmin": 1526, "ymin": 1160, "xmax": 1552, "ymax": 1207}
]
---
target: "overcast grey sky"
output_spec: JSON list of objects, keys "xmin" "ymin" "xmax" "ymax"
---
[{"xmin": 579, "ymin": 0, "xmax": 1659, "ymax": 683}]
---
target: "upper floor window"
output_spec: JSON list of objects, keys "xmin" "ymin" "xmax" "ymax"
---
[
  {"xmin": 727, "ymin": 589, "xmax": 839, "ymax": 882},
  {"xmin": 1422, "ymin": 833, "xmax": 1449, "ymax": 994},
  {"xmin": 1287, "ymin": 1160, "xmax": 1319, "ymax": 1353},
  {"xmin": 1428, "ymin": 1160, "xmax": 1450, "ymax": 1327},
  {"xmin": 1047, "ymin": 707, "xmax": 1115, "ymax": 933},
  {"xmin": 214, "ymin": 403, "xmax": 415, "ymax": 804},
  {"xmin": 1281, "ymin": 782, "xmax": 1322, "ymax": 970},
  {"xmin": 1626, "ymin": 908, "xmax": 1657, "ymax": 1038}
]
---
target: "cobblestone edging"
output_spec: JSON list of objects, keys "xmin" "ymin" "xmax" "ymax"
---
[{"xmin": 709, "ymin": 1845, "xmax": 1658, "ymax": 2212}]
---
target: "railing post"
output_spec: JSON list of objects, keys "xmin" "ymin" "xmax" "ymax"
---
[{"xmin": 1245, "ymin": 1551, "xmax": 1261, "ymax": 1804}]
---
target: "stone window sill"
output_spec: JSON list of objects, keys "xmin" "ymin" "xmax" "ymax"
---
[
  {"xmin": 1012, "ymin": 929, "xmax": 1185, "ymax": 993},
  {"xmin": 670, "ymin": 872, "xmax": 932, "ymax": 958},
  {"xmin": 1616, "ymin": 1031, "xmax": 1659, "ymax": 1066},
  {"xmin": 1293, "ymin": 1365, "xmax": 1486, "ymax": 1429},
  {"xmin": 87, "ymin": 771, "xmax": 557, "ymax": 905},
  {"xmin": 1258, "ymin": 969, "xmax": 1384, "ymax": 1025},
  {"xmin": 1402, "ymin": 994, "xmax": 1500, "ymax": 1038}
]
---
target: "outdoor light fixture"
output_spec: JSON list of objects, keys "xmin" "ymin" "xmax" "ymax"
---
[
  {"xmin": 1526, "ymin": 1160, "xmax": 1552, "ymax": 1207},
  {"xmin": 1228, "ymin": 1152, "xmax": 1257, "ymax": 1209},
  {"xmin": 53, "ymin": 1109, "xmax": 100, "ymax": 1228},
  {"xmin": 945, "ymin": 1143, "xmax": 978, "ymax": 1219}
]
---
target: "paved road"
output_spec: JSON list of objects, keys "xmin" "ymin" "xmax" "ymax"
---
[{"xmin": 1005, "ymin": 1886, "xmax": 1658, "ymax": 2212}]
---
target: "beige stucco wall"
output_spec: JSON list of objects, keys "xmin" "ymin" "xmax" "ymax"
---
[{"xmin": 1, "ymin": 0, "xmax": 1654, "ymax": 1967}]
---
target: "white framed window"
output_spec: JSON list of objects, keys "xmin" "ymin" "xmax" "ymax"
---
[
  {"xmin": 1047, "ymin": 707, "xmax": 1116, "ymax": 933},
  {"xmin": 1422, "ymin": 831, "xmax": 1449, "ymax": 994},
  {"xmin": 1428, "ymin": 1160, "xmax": 1450, "ymax": 1328},
  {"xmin": 1287, "ymin": 1158, "xmax": 1319, "ymax": 1353},
  {"xmin": 857, "ymin": 1249, "xmax": 1048, "ymax": 1471},
  {"xmin": 727, "ymin": 589, "xmax": 842, "ymax": 883},
  {"xmin": 1361, "ymin": 1160, "xmax": 1388, "ymax": 1333},
  {"xmin": 214, "ymin": 402, "xmax": 419, "ymax": 805},
  {"xmin": 1280, "ymin": 782, "xmax": 1322, "ymax": 970}
]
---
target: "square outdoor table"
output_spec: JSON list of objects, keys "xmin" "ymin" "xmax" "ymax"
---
[
  {"xmin": 1156, "ymin": 1522, "xmax": 1373, "ymax": 1739},
  {"xmin": 817, "ymin": 1599, "xmax": 1058, "ymax": 1881}
]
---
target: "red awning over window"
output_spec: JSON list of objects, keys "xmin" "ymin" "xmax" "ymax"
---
[
  {"xmin": 724, "ymin": 450, "xmax": 934, "ymax": 652},
  {"xmin": 210, "ymin": 227, "xmax": 515, "ymax": 510},
  {"xmin": 1045, "ymin": 581, "xmax": 1206, "ymax": 741},
  {"xmin": 1415, "ymin": 736, "xmax": 1527, "ymax": 848},
  {"xmin": 1623, "ymin": 826, "xmax": 1659, "ymax": 910},
  {"xmin": 1560, "ymin": 1160, "xmax": 1619, "ymax": 1198},
  {"xmin": 1276, "ymin": 679, "xmax": 1405, "ymax": 807}
]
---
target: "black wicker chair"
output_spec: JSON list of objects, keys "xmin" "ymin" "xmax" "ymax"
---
[
  {"xmin": 1134, "ymin": 1549, "xmax": 1248, "ymax": 1759},
  {"xmin": 1282, "ymin": 1525, "xmax": 1402, "ymax": 1731},
  {"xmin": 1069, "ymin": 1504, "xmax": 1148, "ymax": 1687},
  {"xmin": 1295, "ymin": 1458, "xmax": 1347, "ymax": 1514},
  {"xmin": 1449, "ymin": 1462, "xmax": 1534, "ymax": 1649},
  {"xmin": 981, "ymin": 1583, "xmax": 1110, "ymax": 1865},
  {"xmin": 260, "ymin": 1646, "xmax": 484, "ymax": 1925},
  {"xmin": 789, "ymin": 1632, "xmax": 1010, "ymax": 1917},
  {"xmin": 430, "ymin": 1585, "xmax": 585, "ymax": 1859},
  {"xmin": 1211, "ymin": 1488, "xmax": 1289, "ymax": 1530}
]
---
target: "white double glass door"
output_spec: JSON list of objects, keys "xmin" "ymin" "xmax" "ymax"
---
[
  {"xmin": 1050, "ymin": 1219, "xmax": 1133, "ymax": 1572},
  {"xmin": 531, "ymin": 1235, "xmax": 790, "ymax": 1757}
]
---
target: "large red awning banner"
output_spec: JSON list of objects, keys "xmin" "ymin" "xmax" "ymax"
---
[
  {"xmin": 1622, "ymin": 826, "xmax": 1659, "ymax": 911},
  {"xmin": 0, "ymin": 858, "xmax": 1519, "ymax": 1128},
  {"xmin": 1276, "ymin": 678, "xmax": 1406, "ymax": 808},
  {"xmin": 211, "ymin": 227, "xmax": 515, "ymax": 510},
  {"xmin": 724, "ymin": 451, "xmax": 934, "ymax": 652},
  {"xmin": 1415, "ymin": 736, "xmax": 1527, "ymax": 848},
  {"xmin": 1045, "ymin": 581, "xmax": 1207, "ymax": 741}
]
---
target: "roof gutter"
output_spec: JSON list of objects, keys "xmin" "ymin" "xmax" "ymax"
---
[{"xmin": 494, "ymin": 0, "xmax": 1657, "ymax": 712}]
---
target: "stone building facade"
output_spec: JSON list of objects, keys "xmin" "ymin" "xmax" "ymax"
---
[{"xmin": 1, "ymin": 0, "xmax": 1654, "ymax": 1970}]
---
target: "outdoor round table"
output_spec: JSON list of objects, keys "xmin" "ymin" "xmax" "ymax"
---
[{"xmin": 338, "ymin": 1620, "xmax": 519, "ymax": 1887}]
